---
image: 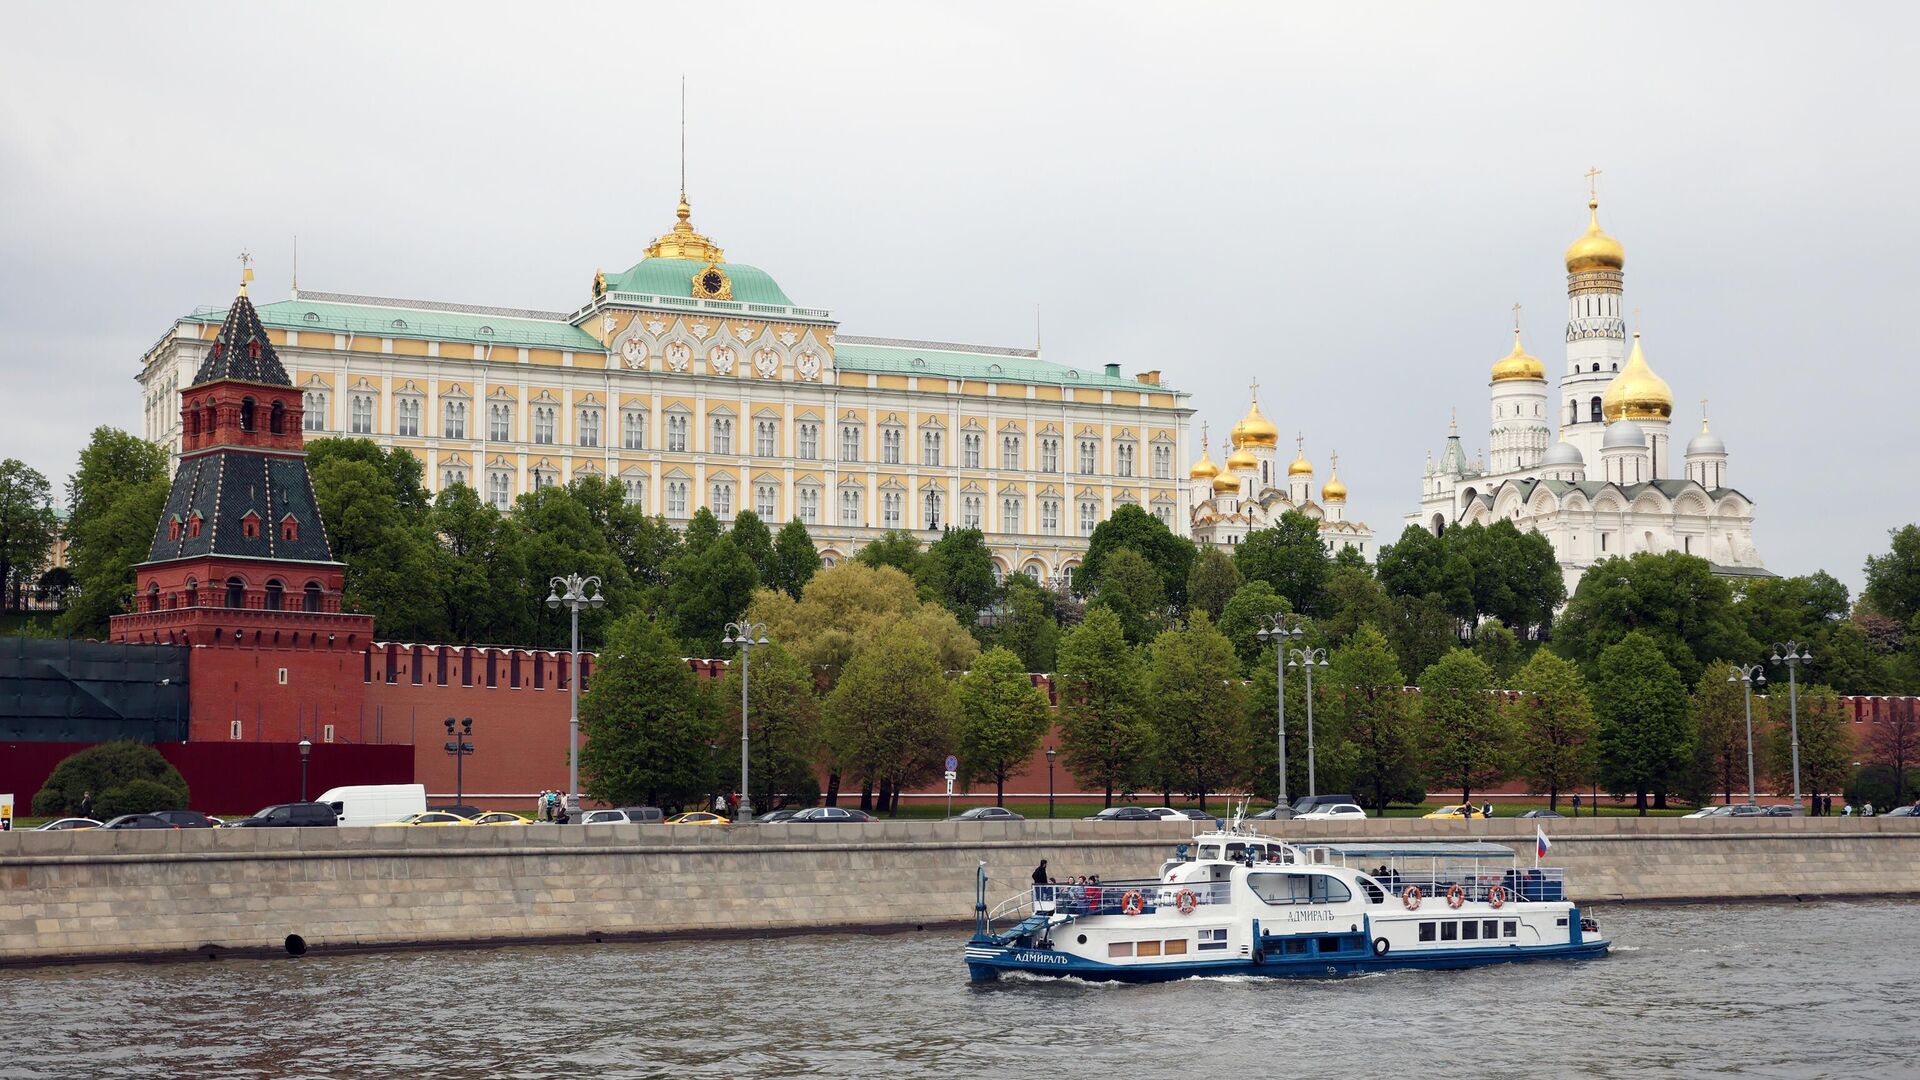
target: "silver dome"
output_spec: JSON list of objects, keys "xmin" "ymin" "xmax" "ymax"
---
[
  {"xmin": 1542, "ymin": 441, "xmax": 1585, "ymax": 467},
  {"xmin": 1601, "ymin": 420, "xmax": 1648, "ymax": 450},
  {"xmin": 1687, "ymin": 428, "xmax": 1727, "ymax": 456}
]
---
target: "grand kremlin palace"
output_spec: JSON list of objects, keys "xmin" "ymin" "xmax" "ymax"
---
[{"xmin": 136, "ymin": 196, "xmax": 1197, "ymax": 584}]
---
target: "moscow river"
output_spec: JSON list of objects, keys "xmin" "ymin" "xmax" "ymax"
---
[{"xmin": 3, "ymin": 901, "xmax": 1916, "ymax": 1079}]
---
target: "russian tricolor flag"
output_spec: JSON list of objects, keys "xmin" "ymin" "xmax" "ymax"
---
[{"xmin": 1536, "ymin": 826, "xmax": 1552, "ymax": 858}]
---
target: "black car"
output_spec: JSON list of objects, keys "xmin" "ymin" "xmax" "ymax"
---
[
  {"xmin": 1517, "ymin": 809, "xmax": 1565, "ymax": 819},
  {"xmin": 150, "ymin": 810, "xmax": 220, "ymax": 829},
  {"xmin": 782, "ymin": 807, "xmax": 874, "ymax": 823},
  {"xmin": 950, "ymin": 806, "xmax": 1025, "ymax": 822},
  {"xmin": 754, "ymin": 809, "xmax": 798, "ymax": 824},
  {"xmin": 1249, "ymin": 806, "xmax": 1297, "ymax": 820},
  {"xmin": 1762, "ymin": 805, "xmax": 1799, "ymax": 817},
  {"xmin": 428, "ymin": 805, "xmax": 484, "ymax": 820},
  {"xmin": 1086, "ymin": 806, "xmax": 1154, "ymax": 821},
  {"xmin": 227, "ymin": 802, "xmax": 338, "ymax": 828},
  {"xmin": 100, "ymin": 814, "xmax": 177, "ymax": 830}
]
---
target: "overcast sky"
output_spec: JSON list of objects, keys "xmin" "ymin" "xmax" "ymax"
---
[{"xmin": 2, "ymin": 2, "xmax": 1912, "ymax": 594}]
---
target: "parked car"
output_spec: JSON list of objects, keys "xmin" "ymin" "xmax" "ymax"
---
[
  {"xmin": 150, "ymin": 810, "xmax": 221, "ymax": 829},
  {"xmin": 1298, "ymin": 803, "xmax": 1367, "ymax": 820},
  {"xmin": 1085, "ymin": 806, "xmax": 1155, "ymax": 822},
  {"xmin": 377, "ymin": 811, "xmax": 472, "ymax": 827},
  {"xmin": 319, "ymin": 784, "xmax": 428, "ymax": 827},
  {"xmin": 1681, "ymin": 805, "xmax": 1734, "ymax": 818},
  {"xmin": 469, "ymin": 812, "xmax": 527, "ymax": 825},
  {"xmin": 1249, "ymin": 806, "xmax": 1296, "ymax": 821},
  {"xmin": 1293, "ymin": 794, "xmax": 1360, "ymax": 816},
  {"xmin": 754, "ymin": 809, "xmax": 798, "ymax": 823},
  {"xmin": 35, "ymin": 818, "xmax": 102, "ymax": 831},
  {"xmin": 1884, "ymin": 805, "xmax": 1919, "ymax": 817},
  {"xmin": 781, "ymin": 807, "xmax": 874, "ymax": 823},
  {"xmin": 1762, "ymin": 805, "xmax": 1799, "ymax": 817},
  {"xmin": 427, "ymin": 805, "xmax": 484, "ymax": 820},
  {"xmin": 1423, "ymin": 805, "xmax": 1491, "ymax": 820},
  {"xmin": 664, "ymin": 812, "xmax": 729, "ymax": 825},
  {"xmin": 100, "ymin": 814, "xmax": 176, "ymax": 830},
  {"xmin": 226, "ymin": 802, "xmax": 338, "ymax": 828},
  {"xmin": 1517, "ymin": 809, "xmax": 1565, "ymax": 819},
  {"xmin": 949, "ymin": 806, "xmax": 1025, "ymax": 822},
  {"xmin": 577, "ymin": 807, "xmax": 664, "ymax": 826},
  {"xmin": 1728, "ymin": 804, "xmax": 1770, "ymax": 817}
]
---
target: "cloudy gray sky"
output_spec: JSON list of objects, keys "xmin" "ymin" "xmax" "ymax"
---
[{"xmin": 2, "ymin": 2, "xmax": 1912, "ymax": 593}]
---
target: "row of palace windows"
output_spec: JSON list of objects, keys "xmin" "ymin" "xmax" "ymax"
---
[
  {"xmin": 185, "ymin": 396, "xmax": 290, "ymax": 438},
  {"xmin": 146, "ymin": 577, "xmax": 327, "ymax": 613},
  {"xmin": 306, "ymin": 392, "xmax": 1174, "ymax": 477}
]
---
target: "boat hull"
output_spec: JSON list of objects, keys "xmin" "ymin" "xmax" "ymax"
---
[{"xmin": 964, "ymin": 937, "xmax": 1612, "ymax": 984}]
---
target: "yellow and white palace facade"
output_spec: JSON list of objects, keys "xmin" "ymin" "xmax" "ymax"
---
[{"xmin": 136, "ymin": 198, "xmax": 1193, "ymax": 585}]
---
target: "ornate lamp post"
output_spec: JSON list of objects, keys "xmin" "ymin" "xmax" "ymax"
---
[
  {"xmin": 1287, "ymin": 646, "xmax": 1330, "ymax": 797},
  {"xmin": 1254, "ymin": 613, "xmax": 1306, "ymax": 812},
  {"xmin": 1728, "ymin": 664, "xmax": 1767, "ymax": 805},
  {"xmin": 443, "ymin": 717, "xmax": 475, "ymax": 807},
  {"xmin": 721, "ymin": 620, "xmax": 770, "ymax": 822},
  {"xmin": 546, "ymin": 573, "xmax": 604, "ymax": 810},
  {"xmin": 1771, "ymin": 641, "xmax": 1813, "ymax": 814},
  {"xmin": 298, "ymin": 737, "xmax": 312, "ymax": 801},
  {"xmin": 1046, "ymin": 746, "xmax": 1057, "ymax": 819}
]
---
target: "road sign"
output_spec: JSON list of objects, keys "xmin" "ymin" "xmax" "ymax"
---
[
  {"xmin": 945, "ymin": 755, "xmax": 958, "ymax": 772},
  {"xmin": 945, "ymin": 775, "xmax": 955, "ymax": 796},
  {"xmin": 0, "ymin": 794, "xmax": 12, "ymax": 832}
]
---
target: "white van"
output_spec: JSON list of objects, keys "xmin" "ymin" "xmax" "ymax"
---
[{"xmin": 315, "ymin": 784, "xmax": 428, "ymax": 827}]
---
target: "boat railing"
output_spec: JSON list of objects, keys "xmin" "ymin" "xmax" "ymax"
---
[
  {"xmin": 1001, "ymin": 879, "xmax": 1234, "ymax": 920},
  {"xmin": 1372, "ymin": 867, "xmax": 1566, "ymax": 903}
]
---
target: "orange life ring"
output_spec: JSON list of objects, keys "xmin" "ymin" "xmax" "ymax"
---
[
  {"xmin": 1402, "ymin": 886, "xmax": 1422, "ymax": 911},
  {"xmin": 1488, "ymin": 885, "xmax": 1507, "ymax": 909},
  {"xmin": 1446, "ymin": 885, "xmax": 1466, "ymax": 909},
  {"xmin": 1175, "ymin": 889, "xmax": 1198, "ymax": 914},
  {"xmin": 1121, "ymin": 890, "xmax": 1145, "ymax": 916}
]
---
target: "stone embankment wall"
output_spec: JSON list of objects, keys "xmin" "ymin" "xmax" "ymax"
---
[{"xmin": 2, "ymin": 817, "xmax": 1916, "ymax": 966}]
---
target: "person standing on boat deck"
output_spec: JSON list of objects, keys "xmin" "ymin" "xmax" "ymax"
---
[{"xmin": 1032, "ymin": 859, "xmax": 1050, "ymax": 886}]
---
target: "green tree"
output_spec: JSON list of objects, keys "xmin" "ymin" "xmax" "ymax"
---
[
  {"xmin": 955, "ymin": 646, "xmax": 1053, "ymax": 804},
  {"xmin": 680, "ymin": 507, "xmax": 724, "ymax": 560},
  {"xmin": 1144, "ymin": 613, "xmax": 1247, "ymax": 809},
  {"xmin": 66, "ymin": 427, "xmax": 169, "ymax": 533},
  {"xmin": 1326, "ymin": 625, "xmax": 1421, "ymax": 812},
  {"xmin": 1863, "ymin": 701, "xmax": 1920, "ymax": 806},
  {"xmin": 305, "ymin": 436, "xmax": 431, "ymax": 516},
  {"xmin": 578, "ymin": 612, "xmax": 721, "ymax": 810},
  {"xmin": 1093, "ymin": 547, "xmax": 1166, "ymax": 644},
  {"xmin": 429, "ymin": 484, "xmax": 531, "ymax": 645},
  {"xmin": 1418, "ymin": 649, "xmax": 1514, "ymax": 807},
  {"xmin": 1765, "ymin": 684, "xmax": 1854, "ymax": 806},
  {"xmin": 718, "ymin": 642, "xmax": 822, "ymax": 811},
  {"xmin": 1218, "ymin": 580, "xmax": 1287, "ymax": 669},
  {"xmin": 1387, "ymin": 595, "xmax": 1460, "ymax": 682},
  {"xmin": 1186, "ymin": 546, "xmax": 1242, "ymax": 621},
  {"xmin": 56, "ymin": 428, "xmax": 171, "ymax": 637},
  {"xmin": 1512, "ymin": 650, "xmax": 1595, "ymax": 810},
  {"xmin": 1471, "ymin": 617, "xmax": 1523, "ymax": 682},
  {"xmin": 747, "ymin": 562, "xmax": 979, "ymax": 690},
  {"xmin": 915, "ymin": 527, "xmax": 1000, "ymax": 626},
  {"xmin": 31, "ymin": 742, "xmax": 189, "ymax": 817},
  {"xmin": 991, "ymin": 574, "xmax": 1062, "ymax": 673},
  {"xmin": 307, "ymin": 439, "xmax": 447, "ymax": 642},
  {"xmin": 729, "ymin": 510, "xmax": 775, "ymax": 583},
  {"xmin": 1555, "ymin": 552, "xmax": 1757, "ymax": 686},
  {"xmin": 1054, "ymin": 606, "xmax": 1150, "ymax": 806},
  {"xmin": 1689, "ymin": 661, "xmax": 1752, "ymax": 805},
  {"xmin": 1592, "ymin": 631, "xmax": 1693, "ymax": 813},
  {"xmin": 823, "ymin": 638, "xmax": 957, "ymax": 814},
  {"xmin": 570, "ymin": 474, "xmax": 679, "ymax": 596},
  {"xmin": 1079, "ymin": 504, "xmax": 1195, "ymax": 608},
  {"xmin": 854, "ymin": 530, "xmax": 924, "ymax": 576},
  {"xmin": 767, "ymin": 519, "xmax": 822, "ymax": 600},
  {"xmin": 1319, "ymin": 564, "xmax": 1395, "ymax": 648},
  {"xmin": 1377, "ymin": 524, "xmax": 1473, "ymax": 621},
  {"xmin": 1452, "ymin": 520, "xmax": 1565, "ymax": 637},
  {"xmin": 1234, "ymin": 510, "xmax": 1332, "ymax": 616},
  {"xmin": 510, "ymin": 484, "xmax": 629, "ymax": 649},
  {"xmin": 660, "ymin": 533, "xmax": 758, "ymax": 655},
  {"xmin": 0, "ymin": 459, "xmax": 57, "ymax": 612},
  {"xmin": 1864, "ymin": 524, "xmax": 1920, "ymax": 624}
]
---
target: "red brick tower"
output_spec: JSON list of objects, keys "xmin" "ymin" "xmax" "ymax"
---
[{"xmin": 113, "ymin": 272, "xmax": 374, "ymax": 741}]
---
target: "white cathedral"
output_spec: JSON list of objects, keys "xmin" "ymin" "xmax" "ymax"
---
[
  {"xmin": 1408, "ymin": 187, "xmax": 1766, "ymax": 594},
  {"xmin": 1188, "ymin": 393, "xmax": 1376, "ymax": 561}
]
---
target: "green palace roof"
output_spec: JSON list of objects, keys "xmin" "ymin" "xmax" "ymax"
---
[
  {"xmin": 834, "ymin": 337, "xmax": 1175, "ymax": 392},
  {"xmin": 181, "ymin": 292, "xmax": 600, "ymax": 351},
  {"xmin": 603, "ymin": 258, "xmax": 794, "ymax": 308}
]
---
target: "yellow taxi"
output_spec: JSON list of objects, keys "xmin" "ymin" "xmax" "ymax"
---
[
  {"xmin": 377, "ymin": 811, "xmax": 474, "ymax": 826},
  {"xmin": 663, "ymin": 811, "xmax": 730, "ymax": 826},
  {"xmin": 470, "ymin": 812, "xmax": 527, "ymax": 826},
  {"xmin": 1422, "ymin": 804, "xmax": 1492, "ymax": 820}
]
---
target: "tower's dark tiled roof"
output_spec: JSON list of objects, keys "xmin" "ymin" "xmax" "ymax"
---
[
  {"xmin": 146, "ymin": 450, "xmax": 335, "ymax": 565},
  {"xmin": 191, "ymin": 291, "xmax": 291, "ymax": 387}
]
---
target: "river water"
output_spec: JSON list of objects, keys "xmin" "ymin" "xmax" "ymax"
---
[{"xmin": 3, "ymin": 900, "xmax": 1916, "ymax": 1080}]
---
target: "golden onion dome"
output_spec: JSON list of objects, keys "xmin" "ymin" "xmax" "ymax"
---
[
  {"xmin": 1226, "ymin": 441, "xmax": 1259, "ymax": 472},
  {"xmin": 1231, "ymin": 396, "xmax": 1280, "ymax": 448},
  {"xmin": 1490, "ymin": 328, "xmax": 1545, "ymax": 383},
  {"xmin": 1287, "ymin": 448, "xmax": 1314, "ymax": 477},
  {"xmin": 1212, "ymin": 471, "xmax": 1242, "ymax": 495},
  {"xmin": 1565, "ymin": 198, "xmax": 1625, "ymax": 273},
  {"xmin": 1321, "ymin": 468, "xmax": 1347, "ymax": 502},
  {"xmin": 1602, "ymin": 332, "xmax": 1674, "ymax": 421},
  {"xmin": 1189, "ymin": 448, "xmax": 1220, "ymax": 480}
]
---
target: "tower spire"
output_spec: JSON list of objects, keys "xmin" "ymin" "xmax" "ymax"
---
[
  {"xmin": 679, "ymin": 73, "xmax": 687, "ymax": 201},
  {"xmin": 236, "ymin": 249, "xmax": 254, "ymax": 296}
]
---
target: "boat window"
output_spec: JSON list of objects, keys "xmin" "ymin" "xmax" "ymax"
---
[
  {"xmin": 1359, "ymin": 878, "xmax": 1386, "ymax": 904},
  {"xmin": 1137, "ymin": 940, "xmax": 1162, "ymax": 957},
  {"xmin": 1200, "ymin": 846, "xmax": 1222, "ymax": 860},
  {"xmin": 1198, "ymin": 929, "xmax": 1230, "ymax": 951},
  {"xmin": 1463, "ymin": 921, "xmax": 1480, "ymax": 940},
  {"xmin": 1109, "ymin": 942, "xmax": 1134, "ymax": 958},
  {"xmin": 1556, "ymin": 917, "xmax": 1569, "ymax": 927},
  {"xmin": 1315, "ymin": 936, "xmax": 1343, "ymax": 953},
  {"xmin": 1283, "ymin": 938, "xmax": 1309, "ymax": 955},
  {"xmin": 1246, "ymin": 872, "xmax": 1353, "ymax": 905},
  {"xmin": 1483, "ymin": 920, "xmax": 1499, "ymax": 939},
  {"xmin": 1502, "ymin": 921, "xmax": 1518, "ymax": 938},
  {"xmin": 1441, "ymin": 922, "xmax": 1459, "ymax": 941},
  {"xmin": 1163, "ymin": 939, "xmax": 1188, "ymax": 956},
  {"xmin": 1418, "ymin": 922, "xmax": 1436, "ymax": 942}
]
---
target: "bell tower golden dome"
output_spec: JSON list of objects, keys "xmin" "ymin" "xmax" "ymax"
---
[
  {"xmin": 1602, "ymin": 331, "xmax": 1674, "ymax": 421},
  {"xmin": 1565, "ymin": 188, "xmax": 1625, "ymax": 275},
  {"xmin": 1489, "ymin": 326, "xmax": 1545, "ymax": 383}
]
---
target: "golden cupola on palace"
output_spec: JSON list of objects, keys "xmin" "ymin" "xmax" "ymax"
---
[
  {"xmin": 1564, "ymin": 197, "xmax": 1626, "ymax": 273},
  {"xmin": 1602, "ymin": 331, "xmax": 1674, "ymax": 421}
]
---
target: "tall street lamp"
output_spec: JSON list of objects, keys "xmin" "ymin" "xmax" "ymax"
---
[
  {"xmin": 722, "ymin": 620, "xmax": 770, "ymax": 822},
  {"xmin": 1287, "ymin": 645, "xmax": 1330, "ymax": 797},
  {"xmin": 547, "ymin": 573, "xmax": 604, "ymax": 810},
  {"xmin": 298, "ymin": 737, "xmax": 312, "ymax": 801},
  {"xmin": 1771, "ymin": 641, "xmax": 1813, "ymax": 814},
  {"xmin": 1254, "ymin": 613, "xmax": 1306, "ymax": 812},
  {"xmin": 1729, "ymin": 664, "xmax": 1766, "ymax": 805},
  {"xmin": 444, "ymin": 716, "xmax": 475, "ymax": 808},
  {"xmin": 1046, "ymin": 746, "xmax": 1057, "ymax": 819}
]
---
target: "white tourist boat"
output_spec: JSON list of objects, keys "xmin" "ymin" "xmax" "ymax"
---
[{"xmin": 965, "ymin": 819, "xmax": 1608, "ymax": 983}]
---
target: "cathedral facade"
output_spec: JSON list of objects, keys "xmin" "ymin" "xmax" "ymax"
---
[
  {"xmin": 1408, "ymin": 189, "xmax": 1766, "ymax": 592},
  {"xmin": 1187, "ymin": 393, "xmax": 1375, "ymax": 561},
  {"xmin": 136, "ymin": 196, "xmax": 1193, "ymax": 588}
]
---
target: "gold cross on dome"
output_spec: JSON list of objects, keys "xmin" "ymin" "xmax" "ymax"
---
[
  {"xmin": 1201, "ymin": 421, "xmax": 1209, "ymax": 450},
  {"xmin": 1584, "ymin": 166, "xmax": 1602, "ymax": 200},
  {"xmin": 1295, "ymin": 433, "xmax": 1305, "ymax": 454},
  {"xmin": 1512, "ymin": 301, "xmax": 1522, "ymax": 333},
  {"xmin": 1330, "ymin": 450, "xmax": 1339, "ymax": 472}
]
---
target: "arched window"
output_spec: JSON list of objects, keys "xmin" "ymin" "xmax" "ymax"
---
[
  {"xmin": 185, "ymin": 577, "xmax": 198, "ymax": 607},
  {"xmin": 240, "ymin": 397, "xmax": 256, "ymax": 431},
  {"xmin": 226, "ymin": 576, "xmax": 246, "ymax": 609},
  {"xmin": 303, "ymin": 581, "xmax": 322, "ymax": 613},
  {"xmin": 1591, "ymin": 363, "xmax": 1600, "ymax": 373},
  {"xmin": 264, "ymin": 579, "xmax": 284, "ymax": 611},
  {"xmin": 201, "ymin": 404, "xmax": 213, "ymax": 434},
  {"xmin": 1589, "ymin": 396, "xmax": 1603, "ymax": 423},
  {"xmin": 148, "ymin": 582, "xmax": 160, "ymax": 612},
  {"xmin": 269, "ymin": 400, "xmax": 285, "ymax": 434},
  {"xmin": 187, "ymin": 408, "xmax": 200, "ymax": 437}
]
